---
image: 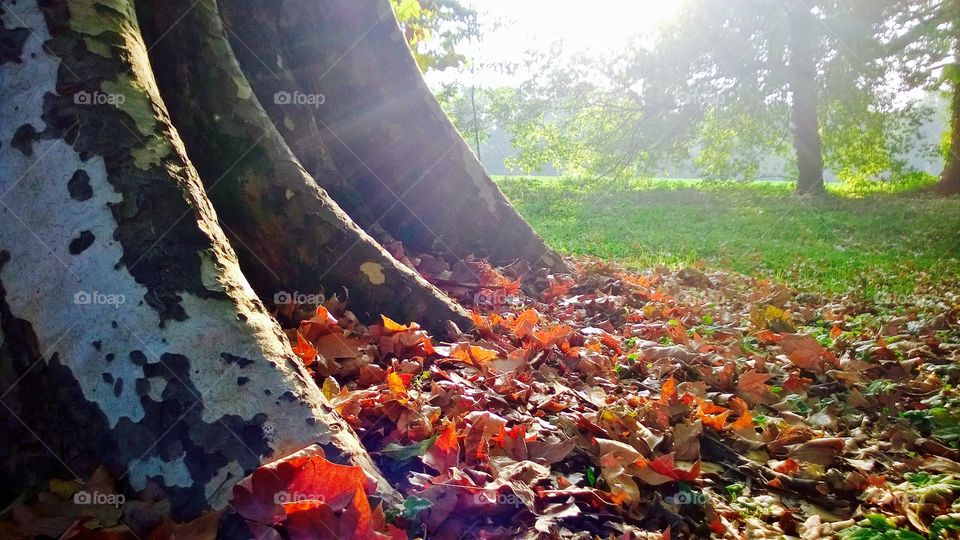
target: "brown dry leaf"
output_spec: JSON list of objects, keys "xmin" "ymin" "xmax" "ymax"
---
[
  {"xmin": 736, "ymin": 369, "xmax": 774, "ymax": 404},
  {"xmin": 780, "ymin": 334, "xmax": 829, "ymax": 371},
  {"xmin": 145, "ymin": 511, "xmax": 221, "ymax": 540},
  {"xmin": 313, "ymin": 333, "xmax": 362, "ymax": 359}
]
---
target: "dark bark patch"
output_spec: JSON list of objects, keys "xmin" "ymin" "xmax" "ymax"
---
[
  {"xmin": 67, "ymin": 169, "xmax": 93, "ymax": 200},
  {"xmin": 102, "ymin": 372, "xmax": 113, "ymax": 384},
  {"xmin": 0, "ymin": 26, "xmax": 29, "ymax": 65},
  {"xmin": 236, "ymin": 376, "xmax": 249, "ymax": 386},
  {"xmin": 221, "ymin": 353, "xmax": 254, "ymax": 368},
  {"xmin": 129, "ymin": 350, "xmax": 147, "ymax": 366},
  {"xmin": 112, "ymin": 378, "xmax": 123, "ymax": 397},
  {"xmin": 0, "ymin": 275, "xmax": 115, "ymax": 505},
  {"xmin": 11, "ymin": 124, "xmax": 37, "ymax": 156},
  {"xmin": 144, "ymin": 288, "xmax": 187, "ymax": 323},
  {"xmin": 135, "ymin": 378, "xmax": 150, "ymax": 397},
  {"xmin": 68, "ymin": 230, "xmax": 95, "ymax": 254}
]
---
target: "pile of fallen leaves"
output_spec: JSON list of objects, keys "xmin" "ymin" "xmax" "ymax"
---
[{"xmin": 5, "ymin": 255, "xmax": 960, "ymax": 539}]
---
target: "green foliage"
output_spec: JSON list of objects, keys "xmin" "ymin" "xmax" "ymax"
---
[
  {"xmin": 838, "ymin": 515, "xmax": 925, "ymax": 540},
  {"xmin": 391, "ymin": 0, "xmax": 475, "ymax": 71},
  {"xmin": 485, "ymin": 0, "xmax": 936, "ymax": 186},
  {"xmin": 693, "ymin": 103, "xmax": 792, "ymax": 181},
  {"xmin": 821, "ymin": 96, "xmax": 935, "ymax": 184},
  {"xmin": 400, "ymin": 496, "xmax": 433, "ymax": 520},
  {"xmin": 930, "ymin": 515, "xmax": 960, "ymax": 540},
  {"xmin": 903, "ymin": 391, "xmax": 960, "ymax": 447}
]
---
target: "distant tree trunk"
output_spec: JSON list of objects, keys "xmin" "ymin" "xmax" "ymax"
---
[
  {"xmin": 787, "ymin": 0, "xmax": 826, "ymax": 195},
  {"xmin": 936, "ymin": 42, "xmax": 960, "ymax": 195}
]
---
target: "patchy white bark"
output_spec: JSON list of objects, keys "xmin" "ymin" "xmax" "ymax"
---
[{"xmin": 0, "ymin": 0, "xmax": 395, "ymax": 518}]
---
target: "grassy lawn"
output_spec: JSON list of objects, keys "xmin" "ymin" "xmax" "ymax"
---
[{"xmin": 496, "ymin": 176, "xmax": 960, "ymax": 299}]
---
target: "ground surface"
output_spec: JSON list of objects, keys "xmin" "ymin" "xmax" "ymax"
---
[
  {"xmin": 497, "ymin": 177, "xmax": 960, "ymax": 299},
  {"xmin": 3, "ymin": 185, "xmax": 960, "ymax": 540}
]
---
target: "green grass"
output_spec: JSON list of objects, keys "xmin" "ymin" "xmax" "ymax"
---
[{"xmin": 496, "ymin": 176, "xmax": 960, "ymax": 299}]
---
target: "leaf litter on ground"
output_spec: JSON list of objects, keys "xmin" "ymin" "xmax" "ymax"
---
[{"xmin": 3, "ymin": 249, "xmax": 960, "ymax": 539}]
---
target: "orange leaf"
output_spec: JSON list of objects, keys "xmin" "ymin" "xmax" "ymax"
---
[
  {"xmin": 700, "ymin": 410, "xmax": 729, "ymax": 431},
  {"xmin": 647, "ymin": 453, "xmax": 700, "ymax": 481},
  {"xmin": 382, "ymin": 315, "xmax": 418, "ymax": 333},
  {"xmin": 773, "ymin": 458, "xmax": 799, "ymax": 476},
  {"xmin": 450, "ymin": 343, "xmax": 499, "ymax": 365},
  {"xmin": 435, "ymin": 422, "xmax": 458, "ymax": 453},
  {"xmin": 532, "ymin": 324, "xmax": 571, "ymax": 348},
  {"xmin": 292, "ymin": 332, "xmax": 317, "ymax": 366},
  {"xmin": 755, "ymin": 329, "xmax": 781, "ymax": 344},
  {"xmin": 659, "ymin": 375, "xmax": 677, "ymax": 404},
  {"xmin": 313, "ymin": 333, "xmax": 362, "ymax": 360},
  {"xmin": 731, "ymin": 410, "xmax": 753, "ymax": 431},
  {"xmin": 667, "ymin": 321, "xmax": 689, "ymax": 345},
  {"xmin": 696, "ymin": 397, "xmax": 726, "ymax": 415},
  {"xmin": 314, "ymin": 306, "xmax": 338, "ymax": 326},
  {"xmin": 231, "ymin": 446, "xmax": 375, "ymax": 536},
  {"xmin": 424, "ymin": 422, "xmax": 459, "ymax": 473},
  {"xmin": 506, "ymin": 309, "xmax": 539, "ymax": 338},
  {"xmin": 386, "ymin": 372, "xmax": 407, "ymax": 396}
]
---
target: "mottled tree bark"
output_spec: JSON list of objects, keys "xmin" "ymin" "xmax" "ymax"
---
[
  {"xmin": 937, "ymin": 43, "xmax": 960, "ymax": 195},
  {"xmin": 221, "ymin": 0, "xmax": 568, "ymax": 272},
  {"xmin": 0, "ymin": 0, "xmax": 395, "ymax": 519},
  {"xmin": 787, "ymin": 0, "xmax": 826, "ymax": 195},
  {"xmin": 1, "ymin": 0, "xmax": 565, "ymax": 522},
  {"xmin": 136, "ymin": 0, "xmax": 471, "ymax": 330}
]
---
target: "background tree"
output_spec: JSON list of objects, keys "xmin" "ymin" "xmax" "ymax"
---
[
  {"xmin": 392, "ymin": 0, "xmax": 476, "ymax": 71},
  {"xmin": 489, "ymin": 0, "xmax": 931, "ymax": 193},
  {"xmin": 869, "ymin": 0, "xmax": 960, "ymax": 193}
]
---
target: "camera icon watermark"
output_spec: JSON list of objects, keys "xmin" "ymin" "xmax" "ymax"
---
[
  {"xmin": 273, "ymin": 291, "xmax": 324, "ymax": 306},
  {"xmin": 274, "ymin": 91, "xmax": 326, "ymax": 108},
  {"xmin": 73, "ymin": 490, "xmax": 125, "ymax": 507},
  {"xmin": 665, "ymin": 490, "xmax": 707, "ymax": 505},
  {"xmin": 74, "ymin": 290, "xmax": 125, "ymax": 308},
  {"xmin": 473, "ymin": 289, "xmax": 521, "ymax": 308},
  {"xmin": 74, "ymin": 90, "xmax": 126, "ymax": 107},
  {"xmin": 473, "ymin": 491, "xmax": 523, "ymax": 507},
  {"xmin": 274, "ymin": 491, "xmax": 324, "ymax": 504}
]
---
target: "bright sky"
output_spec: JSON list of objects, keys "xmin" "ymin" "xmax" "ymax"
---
[{"xmin": 426, "ymin": 0, "xmax": 681, "ymax": 88}]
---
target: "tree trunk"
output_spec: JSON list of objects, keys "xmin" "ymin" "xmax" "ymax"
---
[
  {"xmin": 220, "ymin": 0, "xmax": 568, "ymax": 272},
  {"xmin": 936, "ymin": 45, "xmax": 960, "ymax": 194},
  {"xmin": 0, "ymin": 0, "xmax": 498, "ymax": 520},
  {"xmin": 787, "ymin": 0, "xmax": 826, "ymax": 195},
  {"xmin": 1, "ymin": 0, "xmax": 563, "ymax": 521},
  {"xmin": 135, "ymin": 0, "xmax": 471, "ymax": 331}
]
